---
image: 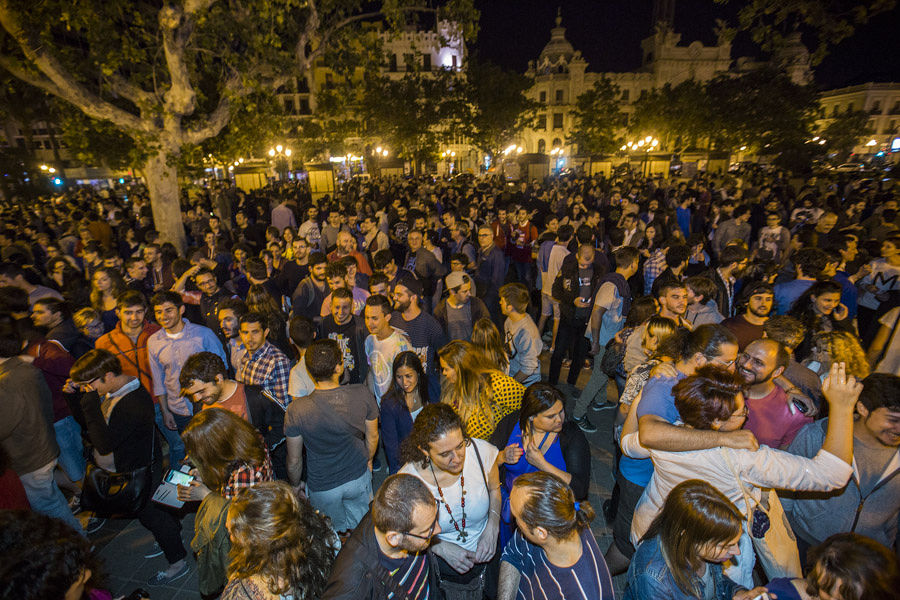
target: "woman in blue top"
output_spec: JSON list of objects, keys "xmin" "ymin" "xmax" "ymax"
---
[
  {"xmin": 624, "ymin": 479, "xmax": 769, "ymax": 600},
  {"xmin": 380, "ymin": 351, "xmax": 434, "ymax": 473},
  {"xmin": 490, "ymin": 383, "xmax": 590, "ymax": 548}
]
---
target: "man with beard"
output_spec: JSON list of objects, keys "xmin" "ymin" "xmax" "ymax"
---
[
  {"xmin": 722, "ymin": 282, "xmax": 773, "ymax": 350},
  {"xmin": 192, "ymin": 267, "xmax": 236, "ymax": 333},
  {"xmin": 390, "ymin": 273, "xmax": 446, "ymax": 401},
  {"xmin": 216, "ymin": 297, "xmax": 247, "ymax": 376},
  {"xmin": 737, "ymin": 339, "xmax": 810, "ymax": 450},
  {"xmin": 124, "ymin": 257, "xmax": 153, "ymax": 296},
  {"xmin": 320, "ymin": 287, "xmax": 368, "ymax": 385},
  {"xmin": 291, "ymin": 251, "xmax": 329, "ymax": 322},
  {"xmin": 275, "ymin": 237, "xmax": 311, "ymax": 298},
  {"xmin": 322, "ymin": 474, "xmax": 442, "ymax": 600},
  {"xmin": 328, "ymin": 231, "xmax": 373, "ymax": 276},
  {"xmin": 623, "ymin": 281, "xmax": 692, "ymax": 374}
]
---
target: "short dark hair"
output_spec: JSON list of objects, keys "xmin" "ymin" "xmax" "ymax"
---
[
  {"xmin": 719, "ymin": 245, "xmax": 748, "ymax": 268},
  {"xmin": 372, "ymin": 474, "xmax": 436, "ymax": 534},
  {"xmin": 858, "ymin": 373, "xmax": 900, "ymax": 413},
  {"xmin": 0, "ymin": 316, "xmax": 22, "ymax": 358},
  {"xmin": 365, "ymin": 294, "xmax": 392, "ymax": 315},
  {"xmin": 684, "ymin": 276, "xmax": 718, "ymax": 303},
  {"xmin": 614, "ymin": 246, "xmax": 639, "ymax": 270},
  {"xmin": 499, "ymin": 283, "xmax": 530, "ymax": 313},
  {"xmin": 239, "ymin": 311, "xmax": 268, "ymax": 329},
  {"xmin": 666, "ymin": 245, "xmax": 691, "ymax": 268},
  {"xmin": 373, "ymin": 249, "xmax": 395, "ymax": 270},
  {"xmin": 288, "ymin": 315, "xmax": 316, "ymax": 349},
  {"xmin": 678, "ymin": 324, "xmax": 737, "ymax": 362},
  {"xmin": 331, "ymin": 286, "xmax": 353, "ymax": 302},
  {"xmin": 793, "ymin": 248, "xmax": 829, "ymax": 279},
  {"xmin": 116, "ymin": 290, "xmax": 148, "ymax": 311},
  {"xmin": 33, "ymin": 297, "xmax": 71, "ymax": 320},
  {"xmin": 217, "ymin": 297, "xmax": 248, "ymax": 318},
  {"xmin": 150, "ymin": 290, "xmax": 184, "ymax": 309},
  {"xmin": 179, "ymin": 351, "xmax": 227, "ymax": 389},
  {"xmin": 244, "ymin": 258, "xmax": 268, "ymax": 281},
  {"xmin": 308, "ymin": 251, "xmax": 328, "ymax": 268},
  {"xmin": 556, "ymin": 224, "xmax": 575, "ymax": 242},
  {"xmin": 0, "ymin": 285, "xmax": 29, "ymax": 314},
  {"xmin": 575, "ymin": 225, "xmax": 593, "ymax": 245},
  {"xmin": 0, "ymin": 510, "xmax": 96, "ymax": 600},
  {"xmin": 806, "ymin": 532, "xmax": 900, "ymax": 600},
  {"xmin": 656, "ymin": 280, "xmax": 688, "ymax": 299},
  {"xmin": 70, "ymin": 348, "xmax": 123, "ymax": 382},
  {"xmin": 369, "ymin": 272, "xmax": 389, "ymax": 290},
  {"xmin": 325, "ymin": 262, "xmax": 348, "ymax": 279},
  {"xmin": 305, "ymin": 339, "xmax": 342, "ymax": 382},
  {"xmin": 763, "ymin": 315, "xmax": 806, "ymax": 351}
]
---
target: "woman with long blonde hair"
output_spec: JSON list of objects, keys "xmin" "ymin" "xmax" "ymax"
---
[
  {"xmin": 470, "ymin": 317, "xmax": 509, "ymax": 374},
  {"xmin": 223, "ymin": 481, "xmax": 337, "ymax": 600},
  {"xmin": 439, "ymin": 340, "xmax": 524, "ymax": 440},
  {"xmin": 804, "ymin": 330, "xmax": 871, "ymax": 382},
  {"xmin": 89, "ymin": 267, "xmax": 126, "ymax": 332}
]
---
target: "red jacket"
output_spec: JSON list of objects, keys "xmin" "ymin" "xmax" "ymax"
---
[
  {"xmin": 25, "ymin": 339, "xmax": 75, "ymax": 422},
  {"xmin": 96, "ymin": 321, "xmax": 161, "ymax": 398}
]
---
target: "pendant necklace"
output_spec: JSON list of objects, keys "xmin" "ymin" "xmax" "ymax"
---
[{"xmin": 429, "ymin": 461, "xmax": 467, "ymax": 543}]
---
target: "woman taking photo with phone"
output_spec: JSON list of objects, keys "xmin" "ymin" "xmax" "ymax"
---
[{"xmin": 178, "ymin": 408, "xmax": 275, "ymax": 598}]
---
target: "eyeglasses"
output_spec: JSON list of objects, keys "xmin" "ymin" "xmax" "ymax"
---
[
  {"xmin": 403, "ymin": 514, "xmax": 439, "ymax": 541},
  {"xmin": 77, "ymin": 376, "xmax": 103, "ymax": 390},
  {"xmin": 709, "ymin": 356, "xmax": 736, "ymax": 368},
  {"xmin": 730, "ymin": 406, "xmax": 750, "ymax": 419}
]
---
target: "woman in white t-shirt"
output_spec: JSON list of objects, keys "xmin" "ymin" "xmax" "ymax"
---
[{"xmin": 399, "ymin": 403, "xmax": 501, "ymax": 587}]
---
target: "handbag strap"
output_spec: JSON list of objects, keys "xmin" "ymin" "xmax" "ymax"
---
[
  {"xmin": 719, "ymin": 447, "xmax": 764, "ymax": 520},
  {"xmin": 470, "ymin": 439, "xmax": 490, "ymax": 492}
]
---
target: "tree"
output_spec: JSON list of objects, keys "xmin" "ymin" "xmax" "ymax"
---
[
  {"xmin": 820, "ymin": 110, "xmax": 874, "ymax": 163},
  {"xmin": 566, "ymin": 79, "xmax": 623, "ymax": 155},
  {"xmin": 630, "ymin": 81, "xmax": 711, "ymax": 154},
  {"xmin": 0, "ymin": 0, "xmax": 477, "ymax": 250},
  {"xmin": 360, "ymin": 69, "xmax": 464, "ymax": 174},
  {"xmin": 455, "ymin": 60, "xmax": 538, "ymax": 163},
  {"xmin": 716, "ymin": 0, "xmax": 896, "ymax": 65}
]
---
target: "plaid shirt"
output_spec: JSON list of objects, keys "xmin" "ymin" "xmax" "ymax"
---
[
  {"xmin": 222, "ymin": 448, "xmax": 274, "ymax": 499},
  {"xmin": 236, "ymin": 341, "xmax": 291, "ymax": 407},
  {"xmin": 643, "ymin": 248, "xmax": 667, "ymax": 296}
]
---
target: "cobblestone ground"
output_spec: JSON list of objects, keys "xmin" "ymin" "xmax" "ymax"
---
[{"xmin": 86, "ymin": 356, "xmax": 626, "ymax": 599}]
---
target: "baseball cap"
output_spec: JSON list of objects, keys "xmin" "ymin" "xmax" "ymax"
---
[
  {"xmin": 395, "ymin": 271, "xmax": 424, "ymax": 297},
  {"xmin": 445, "ymin": 271, "xmax": 470, "ymax": 290}
]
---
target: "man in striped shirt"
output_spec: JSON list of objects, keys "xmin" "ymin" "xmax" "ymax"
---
[
  {"xmin": 499, "ymin": 472, "xmax": 615, "ymax": 600},
  {"xmin": 322, "ymin": 474, "xmax": 442, "ymax": 600}
]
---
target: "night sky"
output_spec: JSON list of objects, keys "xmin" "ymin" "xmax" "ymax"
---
[{"xmin": 472, "ymin": 0, "xmax": 900, "ymax": 90}]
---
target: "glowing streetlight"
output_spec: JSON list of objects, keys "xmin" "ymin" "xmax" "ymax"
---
[
  {"xmin": 376, "ymin": 146, "xmax": 383, "ymax": 154},
  {"xmin": 866, "ymin": 139, "xmax": 877, "ymax": 147},
  {"xmin": 637, "ymin": 139, "xmax": 645, "ymax": 147},
  {"xmin": 284, "ymin": 149, "xmax": 292, "ymax": 157},
  {"xmin": 40, "ymin": 164, "xmax": 48, "ymax": 171},
  {"xmin": 739, "ymin": 145, "xmax": 747, "ymax": 151},
  {"xmin": 238, "ymin": 157, "xmax": 244, "ymax": 163},
  {"xmin": 516, "ymin": 146, "xmax": 523, "ymax": 154},
  {"xmin": 382, "ymin": 149, "xmax": 389, "ymax": 157},
  {"xmin": 48, "ymin": 167, "xmax": 57, "ymax": 173},
  {"xmin": 620, "ymin": 145, "xmax": 627, "ymax": 151},
  {"xmin": 275, "ymin": 144, "xmax": 283, "ymax": 153},
  {"xmin": 268, "ymin": 148, "xmax": 276, "ymax": 157}
]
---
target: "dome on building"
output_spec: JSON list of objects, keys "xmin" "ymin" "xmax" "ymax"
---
[{"xmin": 539, "ymin": 8, "xmax": 575, "ymax": 64}]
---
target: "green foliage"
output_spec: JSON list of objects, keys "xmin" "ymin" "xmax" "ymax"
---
[
  {"xmin": 715, "ymin": 0, "xmax": 896, "ymax": 65},
  {"xmin": 630, "ymin": 81, "xmax": 711, "ymax": 153},
  {"xmin": 360, "ymin": 69, "xmax": 465, "ymax": 170},
  {"xmin": 454, "ymin": 60, "xmax": 539, "ymax": 160},
  {"xmin": 55, "ymin": 107, "xmax": 145, "ymax": 170},
  {"xmin": 820, "ymin": 110, "xmax": 874, "ymax": 162},
  {"xmin": 567, "ymin": 79, "xmax": 623, "ymax": 156}
]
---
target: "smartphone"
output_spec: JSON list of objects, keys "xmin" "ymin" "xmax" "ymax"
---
[{"xmin": 164, "ymin": 469, "xmax": 195, "ymax": 487}]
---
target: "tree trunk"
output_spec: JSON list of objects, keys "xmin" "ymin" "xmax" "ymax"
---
[{"xmin": 143, "ymin": 147, "xmax": 187, "ymax": 254}]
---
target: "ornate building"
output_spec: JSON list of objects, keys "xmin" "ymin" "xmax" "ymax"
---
[{"xmin": 815, "ymin": 82, "xmax": 900, "ymax": 159}]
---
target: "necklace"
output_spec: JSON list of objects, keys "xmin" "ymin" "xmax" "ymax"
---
[{"xmin": 428, "ymin": 461, "xmax": 467, "ymax": 543}]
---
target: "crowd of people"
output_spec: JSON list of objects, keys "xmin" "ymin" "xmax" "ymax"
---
[{"xmin": 1, "ymin": 165, "xmax": 899, "ymax": 600}]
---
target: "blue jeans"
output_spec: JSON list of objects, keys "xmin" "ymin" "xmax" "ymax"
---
[
  {"xmin": 20, "ymin": 458, "xmax": 85, "ymax": 536},
  {"xmin": 54, "ymin": 416, "xmax": 86, "ymax": 482},
  {"xmin": 154, "ymin": 404, "xmax": 187, "ymax": 467},
  {"xmin": 308, "ymin": 470, "xmax": 373, "ymax": 532},
  {"xmin": 576, "ymin": 346, "xmax": 609, "ymax": 418}
]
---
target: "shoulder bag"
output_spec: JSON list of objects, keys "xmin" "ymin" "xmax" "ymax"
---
[
  {"xmin": 720, "ymin": 448, "xmax": 802, "ymax": 580},
  {"xmin": 81, "ymin": 421, "xmax": 155, "ymax": 516}
]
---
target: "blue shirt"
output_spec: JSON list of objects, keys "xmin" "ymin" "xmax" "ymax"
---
[
  {"xmin": 773, "ymin": 279, "xmax": 814, "ymax": 315},
  {"xmin": 501, "ymin": 528, "xmax": 615, "ymax": 600},
  {"xmin": 148, "ymin": 319, "xmax": 227, "ymax": 416},
  {"xmin": 619, "ymin": 374, "xmax": 684, "ymax": 486}
]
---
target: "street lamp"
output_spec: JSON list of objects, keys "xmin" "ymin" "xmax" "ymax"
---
[
  {"xmin": 268, "ymin": 145, "xmax": 293, "ymax": 180},
  {"xmin": 866, "ymin": 139, "xmax": 877, "ymax": 147}
]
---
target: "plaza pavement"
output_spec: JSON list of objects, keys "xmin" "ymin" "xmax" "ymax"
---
[{"xmin": 84, "ymin": 357, "xmax": 626, "ymax": 599}]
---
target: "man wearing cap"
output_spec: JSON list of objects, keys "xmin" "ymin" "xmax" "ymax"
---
[
  {"xmin": 391, "ymin": 273, "xmax": 447, "ymax": 401},
  {"xmin": 433, "ymin": 271, "xmax": 490, "ymax": 342}
]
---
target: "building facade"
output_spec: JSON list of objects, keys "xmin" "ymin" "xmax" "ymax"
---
[{"xmin": 815, "ymin": 82, "xmax": 900, "ymax": 159}]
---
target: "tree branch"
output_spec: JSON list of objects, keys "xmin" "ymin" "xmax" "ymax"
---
[
  {"xmin": 159, "ymin": 4, "xmax": 199, "ymax": 116},
  {"xmin": 106, "ymin": 74, "xmax": 156, "ymax": 107},
  {"xmin": 181, "ymin": 72, "xmax": 243, "ymax": 144},
  {"xmin": 0, "ymin": 1, "xmax": 151, "ymax": 134}
]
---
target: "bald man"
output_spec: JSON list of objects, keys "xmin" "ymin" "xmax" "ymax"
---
[
  {"xmin": 737, "ymin": 339, "xmax": 812, "ymax": 449},
  {"xmin": 327, "ymin": 231, "xmax": 373, "ymax": 276}
]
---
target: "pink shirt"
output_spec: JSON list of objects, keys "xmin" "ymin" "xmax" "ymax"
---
[{"xmin": 744, "ymin": 385, "xmax": 812, "ymax": 449}]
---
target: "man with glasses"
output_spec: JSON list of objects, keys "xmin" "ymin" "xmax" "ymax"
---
[
  {"xmin": 323, "ymin": 473, "xmax": 442, "ymax": 600},
  {"xmin": 192, "ymin": 267, "xmax": 235, "ymax": 333},
  {"xmin": 737, "ymin": 339, "xmax": 811, "ymax": 449}
]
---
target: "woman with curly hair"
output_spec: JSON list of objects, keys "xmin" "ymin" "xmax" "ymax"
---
[
  {"xmin": 439, "ymin": 339, "xmax": 525, "ymax": 440},
  {"xmin": 470, "ymin": 317, "xmax": 509, "ymax": 374},
  {"xmin": 178, "ymin": 408, "xmax": 275, "ymax": 597},
  {"xmin": 803, "ymin": 330, "xmax": 871, "ymax": 383},
  {"xmin": 222, "ymin": 481, "xmax": 338, "ymax": 600},
  {"xmin": 89, "ymin": 267, "xmax": 126, "ymax": 332},
  {"xmin": 245, "ymin": 283, "xmax": 292, "ymax": 357}
]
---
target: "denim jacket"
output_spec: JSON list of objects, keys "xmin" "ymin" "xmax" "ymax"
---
[{"xmin": 623, "ymin": 537, "xmax": 745, "ymax": 600}]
